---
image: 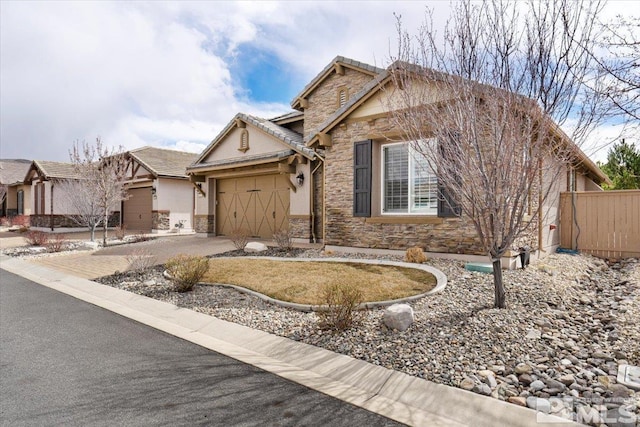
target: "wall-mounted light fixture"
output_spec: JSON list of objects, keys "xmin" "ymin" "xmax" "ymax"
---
[
  {"xmin": 151, "ymin": 186, "xmax": 157, "ymax": 199},
  {"xmin": 296, "ymin": 172, "xmax": 305, "ymax": 186}
]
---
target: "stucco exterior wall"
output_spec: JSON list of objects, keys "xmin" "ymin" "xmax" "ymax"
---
[
  {"xmin": 203, "ymin": 126, "xmax": 290, "ymax": 164},
  {"xmin": 156, "ymin": 177, "xmax": 194, "ymax": 232}
]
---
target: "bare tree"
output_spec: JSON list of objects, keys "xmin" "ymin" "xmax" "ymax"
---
[
  {"xmin": 69, "ymin": 137, "xmax": 128, "ymax": 246},
  {"xmin": 56, "ymin": 179, "xmax": 103, "ymax": 241},
  {"xmin": 384, "ymin": 0, "xmax": 606, "ymax": 308},
  {"xmin": 592, "ymin": 15, "xmax": 640, "ymax": 122},
  {"xmin": 0, "ymin": 184, "xmax": 7, "ymax": 212}
]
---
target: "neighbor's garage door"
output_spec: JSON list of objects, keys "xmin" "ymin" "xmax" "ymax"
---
[
  {"xmin": 123, "ymin": 187, "xmax": 153, "ymax": 232},
  {"xmin": 217, "ymin": 174, "xmax": 289, "ymax": 239}
]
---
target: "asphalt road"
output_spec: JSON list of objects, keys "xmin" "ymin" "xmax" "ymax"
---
[{"xmin": 0, "ymin": 269, "xmax": 403, "ymax": 427}]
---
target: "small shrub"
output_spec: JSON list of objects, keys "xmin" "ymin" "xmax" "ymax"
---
[
  {"xmin": 316, "ymin": 281, "xmax": 364, "ymax": 331},
  {"xmin": 46, "ymin": 234, "xmax": 69, "ymax": 253},
  {"xmin": 405, "ymin": 246, "xmax": 427, "ymax": 264},
  {"xmin": 18, "ymin": 226, "xmax": 29, "ymax": 233},
  {"xmin": 114, "ymin": 225, "xmax": 127, "ymax": 240},
  {"xmin": 11, "ymin": 215, "xmax": 29, "ymax": 227},
  {"xmin": 25, "ymin": 230, "xmax": 49, "ymax": 246},
  {"xmin": 126, "ymin": 248, "xmax": 157, "ymax": 271},
  {"xmin": 165, "ymin": 254, "xmax": 209, "ymax": 292},
  {"xmin": 0, "ymin": 217, "xmax": 9, "ymax": 226},
  {"xmin": 273, "ymin": 229, "xmax": 293, "ymax": 252},
  {"xmin": 130, "ymin": 232, "xmax": 151, "ymax": 243},
  {"xmin": 229, "ymin": 228, "xmax": 249, "ymax": 250}
]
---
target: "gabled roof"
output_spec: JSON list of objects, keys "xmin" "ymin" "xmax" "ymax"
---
[
  {"xmin": 26, "ymin": 160, "xmax": 83, "ymax": 181},
  {"xmin": 305, "ymin": 69, "xmax": 391, "ymax": 145},
  {"xmin": 270, "ymin": 110, "xmax": 304, "ymax": 125},
  {"xmin": 189, "ymin": 112, "xmax": 315, "ymax": 170},
  {"xmin": 306, "ymin": 60, "xmax": 611, "ymax": 185},
  {"xmin": 0, "ymin": 159, "xmax": 31, "ymax": 185},
  {"xmin": 291, "ymin": 55, "xmax": 384, "ymax": 110},
  {"xmin": 128, "ymin": 146, "xmax": 197, "ymax": 178}
]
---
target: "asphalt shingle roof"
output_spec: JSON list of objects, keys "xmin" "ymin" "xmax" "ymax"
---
[
  {"xmin": 128, "ymin": 146, "xmax": 198, "ymax": 178},
  {"xmin": 0, "ymin": 159, "xmax": 31, "ymax": 185},
  {"xmin": 291, "ymin": 55, "xmax": 384, "ymax": 107},
  {"xmin": 32, "ymin": 160, "xmax": 84, "ymax": 180}
]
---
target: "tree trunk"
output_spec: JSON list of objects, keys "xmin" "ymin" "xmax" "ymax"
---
[
  {"xmin": 90, "ymin": 224, "xmax": 96, "ymax": 242},
  {"xmin": 492, "ymin": 258, "xmax": 506, "ymax": 309},
  {"xmin": 102, "ymin": 213, "xmax": 108, "ymax": 247}
]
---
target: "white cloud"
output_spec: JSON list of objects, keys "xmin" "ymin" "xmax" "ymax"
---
[{"xmin": 1, "ymin": 0, "xmax": 635, "ymax": 164}]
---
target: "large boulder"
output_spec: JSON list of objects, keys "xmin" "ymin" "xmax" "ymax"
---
[
  {"xmin": 244, "ymin": 242, "xmax": 268, "ymax": 253},
  {"xmin": 382, "ymin": 303, "xmax": 414, "ymax": 332}
]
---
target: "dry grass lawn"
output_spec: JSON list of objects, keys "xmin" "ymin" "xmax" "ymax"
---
[{"xmin": 203, "ymin": 258, "xmax": 437, "ymax": 305}]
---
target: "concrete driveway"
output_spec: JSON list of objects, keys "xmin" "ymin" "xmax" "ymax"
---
[{"xmin": 29, "ymin": 235, "xmax": 237, "ymax": 279}]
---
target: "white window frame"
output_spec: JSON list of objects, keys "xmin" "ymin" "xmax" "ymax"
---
[{"xmin": 380, "ymin": 140, "xmax": 438, "ymax": 216}]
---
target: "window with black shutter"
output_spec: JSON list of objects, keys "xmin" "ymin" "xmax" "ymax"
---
[{"xmin": 353, "ymin": 140, "xmax": 372, "ymax": 217}]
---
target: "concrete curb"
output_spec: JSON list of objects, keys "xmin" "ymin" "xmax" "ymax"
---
[
  {"xmin": 202, "ymin": 256, "xmax": 448, "ymax": 312},
  {"xmin": 0, "ymin": 254, "xmax": 581, "ymax": 427}
]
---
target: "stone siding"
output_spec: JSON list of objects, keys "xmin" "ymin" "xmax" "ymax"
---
[
  {"xmin": 303, "ymin": 68, "xmax": 374, "ymax": 140},
  {"xmin": 324, "ymin": 117, "xmax": 489, "ymax": 254},
  {"xmin": 289, "ymin": 217, "xmax": 310, "ymax": 241},
  {"xmin": 30, "ymin": 212, "xmax": 120, "ymax": 229},
  {"xmin": 194, "ymin": 214, "xmax": 215, "ymax": 234},
  {"xmin": 152, "ymin": 210, "xmax": 170, "ymax": 230}
]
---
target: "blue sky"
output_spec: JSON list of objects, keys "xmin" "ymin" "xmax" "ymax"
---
[{"xmin": 0, "ymin": 1, "xmax": 636, "ymax": 163}]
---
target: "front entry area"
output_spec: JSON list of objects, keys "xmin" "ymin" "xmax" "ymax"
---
[{"xmin": 216, "ymin": 174, "xmax": 290, "ymax": 239}]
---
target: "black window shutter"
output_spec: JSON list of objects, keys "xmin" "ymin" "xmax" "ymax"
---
[
  {"xmin": 353, "ymin": 140, "xmax": 372, "ymax": 217},
  {"xmin": 437, "ymin": 135, "xmax": 462, "ymax": 218},
  {"xmin": 438, "ymin": 183, "xmax": 461, "ymax": 217}
]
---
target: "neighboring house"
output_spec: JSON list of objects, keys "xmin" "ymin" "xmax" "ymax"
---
[
  {"xmin": 23, "ymin": 160, "xmax": 120, "ymax": 231},
  {"xmin": 187, "ymin": 56, "xmax": 610, "ymax": 261},
  {"xmin": 120, "ymin": 146, "xmax": 198, "ymax": 234},
  {"xmin": 0, "ymin": 159, "xmax": 32, "ymax": 219}
]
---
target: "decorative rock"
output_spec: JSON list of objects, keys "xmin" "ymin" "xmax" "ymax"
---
[
  {"xmin": 508, "ymin": 396, "xmax": 527, "ymax": 407},
  {"xmin": 526, "ymin": 397, "xmax": 550, "ymax": 412},
  {"xmin": 382, "ymin": 304, "xmax": 414, "ymax": 332},
  {"xmin": 545, "ymin": 379, "xmax": 567, "ymax": 391},
  {"xmin": 518, "ymin": 373, "xmax": 533, "ymax": 385},
  {"xmin": 515, "ymin": 363, "xmax": 533, "ymax": 374},
  {"xmin": 244, "ymin": 242, "xmax": 268, "ymax": 253},
  {"xmin": 559, "ymin": 374, "xmax": 575, "ymax": 386},
  {"xmin": 609, "ymin": 384, "xmax": 632, "ymax": 398},
  {"xmin": 525, "ymin": 329, "xmax": 541, "ymax": 339},
  {"xmin": 460, "ymin": 377, "xmax": 475, "ymax": 391},
  {"xmin": 530, "ymin": 380, "xmax": 546, "ymax": 391},
  {"xmin": 473, "ymin": 383, "xmax": 492, "ymax": 396}
]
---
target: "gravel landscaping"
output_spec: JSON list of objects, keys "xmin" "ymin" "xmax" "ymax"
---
[
  {"xmin": 92, "ymin": 248, "xmax": 640, "ymax": 426},
  {"xmin": 4, "ymin": 240, "xmax": 638, "ymax": 426}
]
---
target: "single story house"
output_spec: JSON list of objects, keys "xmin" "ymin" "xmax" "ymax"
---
[
  {"xmin": 0, "ymin": 159, "xmax": 32, "ymax": 220},
  {"xmin": 187, "ymin": 56, "xmax": 610, "ymax": 262},
  {"xmin": 23, "ymin": 160, "xmax": 120, "ymax": 231},
  {"xmin": 120, "ymin": 146, "xmax": 198, "ymax": 234}
]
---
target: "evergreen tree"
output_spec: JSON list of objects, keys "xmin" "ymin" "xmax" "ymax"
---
[{"xmin": 600, "ymin": 140, "xmax": 640, "ymax": 190}]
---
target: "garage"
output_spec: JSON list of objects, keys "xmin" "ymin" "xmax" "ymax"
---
[
  {"xmin": 217, "ymin": 174, "xmax": 289, "ymax": 239},
  {"xmin": 122, "ymin": 187, "xmax": 153, "ymax": 232}
]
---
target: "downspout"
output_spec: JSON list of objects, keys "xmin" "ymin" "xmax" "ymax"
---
[
  {"xmin": 310, "ymin": 160, "xmax": 323, "ymax": 243},
  {"xmin": 538, "ymin": 160, "xmax": 544, "ymax": 254},
  {"xmin": 50, "ymin": 181, "xmax": 54, "ymax": 231}
]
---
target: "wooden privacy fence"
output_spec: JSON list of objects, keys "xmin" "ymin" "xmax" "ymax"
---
[{"xmin": 560, "ymin": 190, "xmax": 640, "ymax": 258}]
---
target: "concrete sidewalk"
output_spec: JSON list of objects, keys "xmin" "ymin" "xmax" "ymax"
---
[{"xmin": 0, "ymin": 251, "xmax": 580, "ymax": 427}]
